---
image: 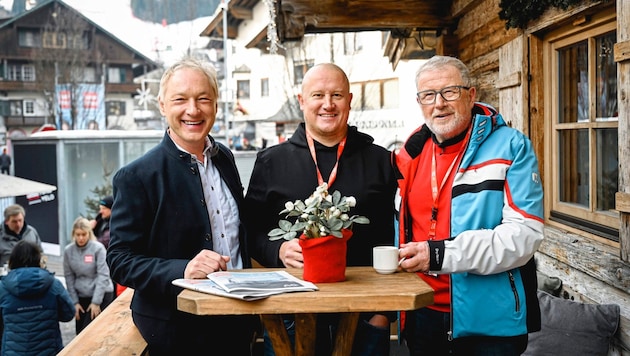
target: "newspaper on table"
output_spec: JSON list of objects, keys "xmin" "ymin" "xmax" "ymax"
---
[{"xmin": 172, "ymin": 270, "xmax": 318, "ymax": 301}]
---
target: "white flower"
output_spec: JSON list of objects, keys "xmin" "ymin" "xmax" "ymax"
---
[{"xmin": 268, "ymin": 183, "xmax": 370, "ymax": 240}]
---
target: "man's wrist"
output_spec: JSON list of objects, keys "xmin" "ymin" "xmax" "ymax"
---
[{"xmin": 427, "ymin": 240, "xmax": 445, "ymax": 271}]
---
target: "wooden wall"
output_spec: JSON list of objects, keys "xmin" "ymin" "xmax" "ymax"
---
[{"xmin": 449, "ymin": 0, "xmax": 630, "ymax": 353}]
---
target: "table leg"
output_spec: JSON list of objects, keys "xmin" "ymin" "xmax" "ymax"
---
[
  {"xmin": 332, "ymin": 312, "xmax": 360, "ymax": 356},
  {"xmin": 260, "ymin": 314, "xmax": 293, "ymax": 356},
  {"xmin": 294, "ymin": 314, "xmax": 316, "ymax": 356}
]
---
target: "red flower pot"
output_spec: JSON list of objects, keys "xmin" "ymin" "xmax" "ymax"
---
[{"xmin": 299, "ymin": 229, "xmax": 352, "ymax": 283}]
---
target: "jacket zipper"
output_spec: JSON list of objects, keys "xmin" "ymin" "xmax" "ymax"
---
[{"xmin": 508, "ymin": 271, "xmax": 520, "ymax": 312}]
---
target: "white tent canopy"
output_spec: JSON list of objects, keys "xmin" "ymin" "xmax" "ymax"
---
[{"xmin": 0, "ymin": 175, "xmax": 57, "ymax": 198}]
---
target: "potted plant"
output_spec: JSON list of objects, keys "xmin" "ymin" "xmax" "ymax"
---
[{"xmin": 268, "ymin": 183, "xmax": 369, "ymax": 282}]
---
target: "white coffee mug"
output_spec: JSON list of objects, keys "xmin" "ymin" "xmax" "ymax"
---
[{"xmin": 373, "ymin": 246, "xmax": 399, "ymax": 274}]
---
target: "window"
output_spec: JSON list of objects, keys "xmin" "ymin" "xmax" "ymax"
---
[
  {"xmin": 72, "ymin": 67, "xmax": 96, "ymax": 82},
  {"xmin": 18, "ymin": 29, "xmax": 40, "ymax": 48},
  {"xmin": 108, "ymin": 67, "xmax": 125, "ymax": 83},
  {"xmin": 344, "ymin": 33, "xmax": 363, "ymax": 55},
  {"xmin": 68, "ymin": 32, "xmax": 89, "ymax": 50},
  {"xmin": 237, "ymin": 80, "xmax": 250, "ymax": 99},
  {"xmin": 106, "ymin": 101, "xmax": 126, "ymax": 116},
  {"xmin": 22, "ymin": 65, "xmax": 36, "ymax": 81},
  {"xmin": 349, "ymin": 79, "xmax": 399, "ymax": 111},
  {"xmin": 9, "ymin": 100, "xmax": 22, "ymax": 116},
  {"xmin": 6, "ymin": 64, "xmax": 36, "ymax": 82},
  {"xmin": 294, "ymin": 61, "xmax": 314, "ymax": 85},
  {"xmin": 23, "ymin": 100, "xmax": 35, "ymax": 116},
  {"xmin": 546, "ymin": 18, "xmax": 618, "ymax": 240},
  {"xmin": 43, "ymin": 31, "xmax": 66, "ymax": 48},
  {"xmin": 261, "ymin": 78, "xmax": 269, "ymax": 97}
]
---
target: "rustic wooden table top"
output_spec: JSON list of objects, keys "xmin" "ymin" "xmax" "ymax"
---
[{"xmin": 177, "ymin": 266, "xmax": 434, "ymax": 315}]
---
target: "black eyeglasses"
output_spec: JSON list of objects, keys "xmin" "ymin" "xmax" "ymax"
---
[{"xmin": 416, "ymin": 85, "xmax": 470, "ymax": 105}]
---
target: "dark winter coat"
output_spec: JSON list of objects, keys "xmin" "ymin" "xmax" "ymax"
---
[{"xmin": 0, "ymin": 267, "xmax": 75, "ymax": 356}]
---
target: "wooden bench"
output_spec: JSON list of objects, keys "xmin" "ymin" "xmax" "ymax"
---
[{"xmin": 58, "ymin": 288, "xmax": 148, "ymax": 356}]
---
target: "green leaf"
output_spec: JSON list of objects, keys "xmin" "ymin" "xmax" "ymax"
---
[
  {"xmin": 351, "ymin": 216, "xmax": 370, "ymax": 224},
  {"xmin": 331, "ymin": 230, "xmax": 342, "ymax": 238},
  {"xmin": 268, "ymin": 228, "xmax": 287, "ymax": 237},
  {"xmin": 269, "ymin": 231, "xmax": 297, "ymax": 241},
  {"xmin": 291, "ymin": 221, "xmax": 308, "ymax": 231},
  {"xmin": 328, "ymin": 218, "xmax": 344, "ymax": 231},
  {"xmin": 278, "ymin": 219, "xmax": 293, "ymax": 231},
  {"xmin": 332, "ymin": 190, "xmax": 341, "ymax": 205}
]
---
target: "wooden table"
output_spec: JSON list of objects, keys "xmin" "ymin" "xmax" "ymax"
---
[{"xmin": 177, "ymin": 266, "xmax": 433, "ymax": 356}]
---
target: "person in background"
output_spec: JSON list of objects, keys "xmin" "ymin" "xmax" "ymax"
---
[
  {"xmin": 0, "ymin": 148, "xmax": 11, "ymax": 175},
  {"xmin": 0, "ymin": 240, "xmax": 75, "ymax": 355},
  {"xmin": 63, "ymin": 217, "xmax": 113, "ymax": 335},
  {"xmin": 106, "ymin": 57, "xmax": 257, "ymax": 356},
  {"xmin": 90, "ymin": 196, "xmax": 113, "ymax": 249},
  {"xmin": 244, "ymin": 63, "xmax": 397, "ymax": 355},
  {"xmin": 0, "ymin": 204, "xmax": 43, "ymax": 266},
  {"xmin": 394, "ymin": 55, "xmax": 544, "ymax": 355},
  {"xmin": 90, "ymin": 195, "xmax": 124, "ymax": 296}
]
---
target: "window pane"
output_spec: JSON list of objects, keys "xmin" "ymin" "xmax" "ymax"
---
[
  {"xmin": 383, "ymin": 79, "xmax": 398, "ymax": 109},
  {"xmin": 595, "ymin": 32, "xmax": 617, "ymax": 120},
  {"xmin": 350, "ymin": 83, "xmax": 362, "ymax": 111},
  {"xmin": 261, "ymin": 78, "xmax": 269, "ymax": 97},
  {"xmin": 596, "ymin": 128, "xmax": 618, "ymax": 212},
  {"xmin": 364, "ymin": 82, "xmax": 381, "ymax": 110},
  {"xmin": 108, "ymin": 68, "xmax": 121, "ymax": 83},
  {"xmin": 237, "ymin": 80, "xmax": 250, "ymax": 99},
  {"xmin": 559, "ymin": 129, "xmax": 589, "ymax": 207},
  {"xmin": 558, "ymin": 41, "xmax": 588, "ymax": 123},
  {"xmin": 23, "ymin": 65, "xmax": 35, "ymax": 81}
]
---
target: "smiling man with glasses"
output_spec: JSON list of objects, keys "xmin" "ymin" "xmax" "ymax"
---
[{"xmin": 394, "ymin": 56, "xmax": 544, "ymax": 355}]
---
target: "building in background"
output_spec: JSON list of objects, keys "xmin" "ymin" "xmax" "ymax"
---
[{"xmin": 0, "ymin": 0, "xmax": 158, "ymax": 147}]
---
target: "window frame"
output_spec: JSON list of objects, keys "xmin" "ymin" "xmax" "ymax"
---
[
  {"xmin": 236, "ymin": 80, "xmax": 250, "ymax": 99},
  {"xmin": 43, "ymin": 31, "xmax": 67, "ymax": 48},
  {"xmin": 23, "ymin": 100, "xmax": 36, "ymax": 116},
  {"xmin": 544, "ymin": 14, "xmax": 619, "ymax": 241}
]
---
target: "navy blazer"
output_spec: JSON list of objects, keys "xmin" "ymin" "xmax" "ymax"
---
[{"xmin": 107, "ymin": 132, "xmax": 250, "ymax": 320}]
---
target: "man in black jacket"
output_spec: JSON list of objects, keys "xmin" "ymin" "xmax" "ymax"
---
[
  {"xmin": 107, "ymin": 57, "xmax": 256, "ymax": 356},
  {"xmin": 244, "ymin": 63, "xmax": 397, "ymax": 355}
]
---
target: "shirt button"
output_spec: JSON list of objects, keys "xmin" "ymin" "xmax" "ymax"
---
[{"xmin": 216, "ymin": 209, "xmax": 220, "ymax": 215}]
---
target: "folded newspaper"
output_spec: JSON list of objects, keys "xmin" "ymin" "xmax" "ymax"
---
[{"xmin": 172, "ymin": 270, "xmax": 318, "ymax": 301}]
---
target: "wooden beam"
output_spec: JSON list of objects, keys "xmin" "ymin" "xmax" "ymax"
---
[
  {"xmin": 278, "ymin": 0, "xmax": 453, "ymax": 40},
  {"xmin": 618, "ymin": 192, "xmax": 630, "ymax": 214},
  {"xmin": 614, "ymin": 40, "xmax": 630, "ymax": 62},
  {"xmin": 229, "ymin": 6, "xmax": 253, "ymax": 20},
  {"xmin": 496, "ymin": 71, "xmax": 522, "ymax": 89}
]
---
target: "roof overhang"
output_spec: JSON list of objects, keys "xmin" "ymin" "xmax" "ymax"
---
[{"xmin": 201, "ymin": 0, "xmax": 457, "ymax": 67}]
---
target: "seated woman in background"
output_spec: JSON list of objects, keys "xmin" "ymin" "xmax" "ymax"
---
[
  {"xmin": 63, "ymin": 217, "xmax": 114, "ymax": 335},
  {"xmin": 0, "ymin": 240, "xmax": 75, "ymax": 355}
]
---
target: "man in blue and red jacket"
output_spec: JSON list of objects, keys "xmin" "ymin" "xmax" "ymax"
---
[{"xmin": 395, "ymin": 55, "xmax": 544, "ymax": 355}]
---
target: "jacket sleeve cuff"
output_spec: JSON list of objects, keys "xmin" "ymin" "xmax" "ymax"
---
[{"xmin": 427, "ymin": 240, "xmax": 445, "ymax": 271}]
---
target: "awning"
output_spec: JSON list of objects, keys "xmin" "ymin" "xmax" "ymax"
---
[{"xmin": 0, "ymin": 175, "xmax": 57, "ymax": 198}]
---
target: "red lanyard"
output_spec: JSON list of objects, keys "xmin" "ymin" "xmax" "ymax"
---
[
  {"xmin": 306, "ymin": 131, "xmax": 346, "ymax": 188},
  {"xmin": 428, "ymin": 131, "xmax": 470, "ymax": 239}
]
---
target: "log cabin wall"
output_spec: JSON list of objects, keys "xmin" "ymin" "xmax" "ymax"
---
[{"xmin": 450, "ymin": 0, "xmax": 629, "ymax": 353}]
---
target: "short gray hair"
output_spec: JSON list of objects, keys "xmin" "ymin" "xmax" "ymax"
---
[
  {"xmin": 415, "ymin": 56, "xmax": 473, "ymax": 87},
  {"xmin": 4, "ymin": 204, "xmax": 25, "ymax": 221},
  {"xmin": 158, "ymin": 56, "xmax": 219, "ymax": 101}
]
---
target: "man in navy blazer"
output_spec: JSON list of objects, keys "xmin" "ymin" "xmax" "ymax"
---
[{"xmin": 107, "ymin": 57, "xmax": 257, "ymax": 355}]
